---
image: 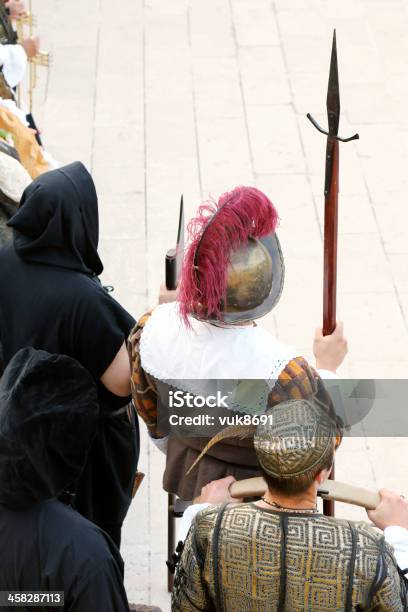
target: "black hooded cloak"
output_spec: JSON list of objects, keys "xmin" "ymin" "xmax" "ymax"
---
[
  {"xmin": 0, "ymin": 348, "xmax": 130, "ymax": 612},
  {"xmin": 0, "ymin": 162, "xmax": 138, "ymax": 546}
]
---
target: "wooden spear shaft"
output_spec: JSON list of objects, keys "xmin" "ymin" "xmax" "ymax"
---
[
  {"xmin": 323, "ymin": 138, "xmax": 339, "ymax": 337},
  {"xmin": 322, "ymin": 136, "xmax": 339, "ymax": 517}
]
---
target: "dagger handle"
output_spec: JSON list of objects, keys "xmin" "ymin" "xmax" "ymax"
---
[{"xmin": 165, "ymin": 249, "xmax": 178, "ymax": 291}]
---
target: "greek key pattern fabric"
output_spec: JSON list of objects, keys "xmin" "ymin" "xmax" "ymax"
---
[
  {"xmin": 254, "ymin": 399, "xmax": 335, "ymax": 479},
  {"xmin": 172, "ymin": 504, "xmax": 406, "ymax": 611}
]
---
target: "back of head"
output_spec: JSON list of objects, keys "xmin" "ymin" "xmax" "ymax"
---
[
  {"xmin": 254, "ymin": 399, "xmax": 339, "ymax": 495},
  {"xmin": 0, "ymin": 347, "xmax": 99, "ymax": 510},
  {"xmin": 7, "ymin": 162, "xmax": 103, "ymax": 276}
]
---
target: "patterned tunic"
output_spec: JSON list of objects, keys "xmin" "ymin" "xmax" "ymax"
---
[{"xmin": 172, "ymin": 503, "xmax": 407, "ymax": 611}]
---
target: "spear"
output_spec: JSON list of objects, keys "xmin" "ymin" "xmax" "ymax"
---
[{"xmin": 307, "ymin": 30, "xmax": 359, "ymax": 516}]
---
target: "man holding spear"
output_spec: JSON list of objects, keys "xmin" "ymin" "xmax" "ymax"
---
[
  {"xmin": 129, "ymin": 30, "xmax": 355, "ymax": 511},
  {"xmin": 307, "ymin": 29, "xmax": 360, "ymax": 515}
]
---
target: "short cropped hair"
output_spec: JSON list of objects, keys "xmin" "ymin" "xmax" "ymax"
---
[{"xmin": 258, "ymin": 441, "xmax": 335, "ymax": 496}]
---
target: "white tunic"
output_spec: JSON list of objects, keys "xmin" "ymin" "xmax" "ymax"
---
[
  {"xmin": 140, "ymin": 302, "xmax": 336, "ymax": 453},
  {"xmin": 141, "ymin": 302, "xmax": 299, "ymax": 382}
]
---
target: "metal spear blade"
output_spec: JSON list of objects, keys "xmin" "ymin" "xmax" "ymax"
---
[
  {"xmin": 327, "ymin": 29, "xmax": 340, "ymax": 136},
  {"xmin": 176, "ymin": 194, "xmax": 185, "ymax": 283},
  {"xmin": 306, "ymin": 30, "xmax": 358, "ymax": 144},
  {"xmin": 176, "ymin": 194, "xmax": 184, "ymax": 252},
  {"xmin": 165, "ymin": 194, "xmax": 185, "ymax": 290}
]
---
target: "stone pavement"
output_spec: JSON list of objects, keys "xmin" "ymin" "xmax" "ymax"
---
[{"xmin": 31, "ymin": 0, "xmax": 408, "ymax": 608}]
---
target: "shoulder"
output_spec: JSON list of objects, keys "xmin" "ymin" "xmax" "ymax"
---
[
  {"xmin": 39, "ymin": 501, "xmax": 123, "ymax": 573},
  {"xmin": 251, "ymin": 323, "xmax": 298, "ymax": 355},
  {"xmin": 129, "ymin": 308, "xmax": 155, "ymax": 339},
  {"xmin": 323, "ymin": 516, "xmax": 394, "ymax": 564},
  {"xmin": 194, "ymin": 502, "xmax": 261, "ymax": 543},
  {"xmin": 352, "ymin": 520, "xmax": 398, "ymax": 560},
  {"xmin": 320, "ymin": 516, "xmax": 383, "ymax": 542},
  {"xmin": 192, "ymin": 503, "xmax": 222, "ymax": 534},
  {"xmin": 192, "ymin": 503, "xmax": 224, "ymax": 537},
  {"xmin": 349, "ymin": 519, "xmax": 388, "ymax": 549},
  {"xmin": 129, "ymin": 308, "xmax": 155, "ymax": 380},
  {"xmin": 141, "ymin": 302, "xmax": 179, "ymax": 330},
  {"xmin": 70, "ymin": 277, "xmax": 134, "ymax": 326},
  {"xmin": 69, "ymin": 275, "xmax": 115, "ymax": 302},
  {"xmin": 138, "ymin": 303, "xmax": 185, "ymax": 375},
  {"xmin": 195, "ymin": 503, "xmax": 223, "ymax": 526},
  {"xmin": 128, "ymin": 306, "xmax": 158, "ymax": 362},
  {"xmin": 195, "ymin": 501, "xmax": 269, "ymax": 524}
]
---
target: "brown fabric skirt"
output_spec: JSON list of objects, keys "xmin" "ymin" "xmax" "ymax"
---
[{"xmin": 163, "ymin": 435, "xmax": 259, "ymax": 500}]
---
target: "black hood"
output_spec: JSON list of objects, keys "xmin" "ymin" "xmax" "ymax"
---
[
  {"xmin": 7, "ymin": 162, "xmax": 103, "ymax": 276},
  {"xmin": 0, "ymin": 348, "xmax": 99, "ymax": 510}
]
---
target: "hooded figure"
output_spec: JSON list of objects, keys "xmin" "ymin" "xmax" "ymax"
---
[
  {"xmin": 0, "ymin": 162, "xmax": 138, "ymax": 546},
  {"xmin": 0, "ymin": 347, "xmax": 130, "ymax": 612}
]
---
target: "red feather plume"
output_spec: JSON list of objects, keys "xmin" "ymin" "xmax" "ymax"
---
[{"xmin": 178, "ymin": 186, "xmax": 279, "ymax": 324}]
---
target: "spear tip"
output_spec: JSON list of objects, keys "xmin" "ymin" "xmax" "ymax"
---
[
  {"xmin": 332, "ymin": 29, "xmax": 337, "ymax": 58},
  {"xmin": 177, "ymin": 194, "xmax": 185, "ymax": 246},
  {"xmin": 330, "ymin": 29, "xmax": 338, "ymax": 76},
  {"xmin": 327, "ymin": 29, "xmax": 340, "ymax": 134}
]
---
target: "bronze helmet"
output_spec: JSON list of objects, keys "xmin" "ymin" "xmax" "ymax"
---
[
  {"xmin": 226, "ymin": 238, "xmax": 273, "ymax": 312},
  {"xmin": 214, "ymin": 232, "xmax": 284, "ymax": 324},
  {"xmin": 181, "ymin": 186, "xmax": 285, "ymax": 325}
]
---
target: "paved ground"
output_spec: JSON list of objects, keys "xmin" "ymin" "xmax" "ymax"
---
[{"xmin": 31, "ymin": 0, "xmax": 408, "ymax": 608}]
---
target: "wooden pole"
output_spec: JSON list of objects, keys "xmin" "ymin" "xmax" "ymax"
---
[{"xmin": 322, "ymin": 137, "xmax": 339, "ymax": 517}]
